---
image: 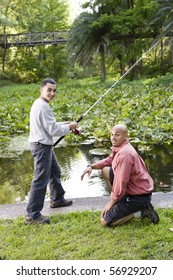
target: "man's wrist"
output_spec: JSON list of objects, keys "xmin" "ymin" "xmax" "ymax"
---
[{"xmin": 87, "ymin": 164, "xmax": 93, "ymax": 169}]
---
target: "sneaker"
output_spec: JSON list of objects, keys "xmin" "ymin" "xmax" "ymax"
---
[
  {"xmin": 50, "ymin": 199, "xmax": 73, "ymax": 208},
  {"xmin": 141, "ymin": 203, "xmax": 159, "ymax": 224},
  {"xmin": 25, "ymin": 215, "xmax": 50, "ymax": 225}
]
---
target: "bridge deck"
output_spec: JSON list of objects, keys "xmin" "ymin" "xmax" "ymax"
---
[{"xmin": 0, "ymin": 31, "xmax": 68, "ymax": 48}]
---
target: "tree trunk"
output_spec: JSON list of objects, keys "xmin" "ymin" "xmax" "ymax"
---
[
  {"xmin": 160, "ymin": 40, "xmax": 164, "ymax": 67},
  {"xmin": 169, "ymin": 38, "xmax": 173, "ymax": 65},
  {"xmin": 2, "ymin": 48, "xmax": 7, "ymax": 73},
  {"xmin": 53, "ymin": 45, "xmax": 56, "ymax": 79},
  {"xmin": 100, "ymin": 45, "xmax": 106, "ymax": 82}
]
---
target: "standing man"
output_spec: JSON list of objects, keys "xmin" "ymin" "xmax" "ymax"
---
[
  {"xmin": 81, "ymin": 124, "xmax": 159, "ymax": 227},
  {"xmin": 25, "ymin": 78, "xmax": 78, "ymax": 224}
]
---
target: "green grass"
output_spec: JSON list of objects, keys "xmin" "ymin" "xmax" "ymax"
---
[{"xmin": 0, "ymin": 208, "xmax": 173, "ymax": 260}]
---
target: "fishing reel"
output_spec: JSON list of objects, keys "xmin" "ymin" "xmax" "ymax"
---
[{"xmin": 72, "ymin": 127, "xmax": 82, "ymax": 135}]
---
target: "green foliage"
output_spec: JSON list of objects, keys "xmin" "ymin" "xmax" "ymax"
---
[
  {"xmin": 67, "ymin": 9, "xmax": 110, "ymax": 81},
  {"xmin": 67, "ymin": 0, "xmax": 173, "ymax": 81},
  {"xmin": 0, "ymin": 208, "xmax": 173, "ymax": 259},
  {"xmin": 152, "ymin": 0, "xmax": 173, "ymax": 33},
  {"xmin": 0, "ymin": 74, "xmax": 173, "ymax": 147},
  {"xmin": 0, "ymin": 0, "xmax": 173, "ymax": 82},
  {"xmin": 0, "ymin": 83, "xmax": 38, "ymax": 142},
  {"xmin": 0, "ymin": 0, "xmax": 69, "ymax": 34},
  {"xmin": 0, "ymin": 0, "xmax": 70, "ymax": 81}
]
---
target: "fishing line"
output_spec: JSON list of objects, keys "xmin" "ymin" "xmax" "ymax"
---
[{"xmin": 53, "ymin": 30, "xmax": 168, "ymax": 147}]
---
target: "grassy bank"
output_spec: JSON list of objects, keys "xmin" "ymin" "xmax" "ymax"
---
[{"xmin": 0, "ymin": 208, "xmax": 173, "ymax": 260}]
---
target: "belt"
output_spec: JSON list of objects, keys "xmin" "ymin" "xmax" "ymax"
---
[{"xmin": 128, "ymin": 192, "xmax": 152, "ymax": 197}]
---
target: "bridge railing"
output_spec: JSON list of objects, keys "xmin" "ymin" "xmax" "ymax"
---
[{"xmin": 0, "ymin": 31, "xmax": 69, "ymax": 48}]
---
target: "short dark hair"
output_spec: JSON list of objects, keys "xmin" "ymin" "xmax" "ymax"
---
[{"xmin": 41, "ymin": 78, "xmax": 56, "ymax": 87}]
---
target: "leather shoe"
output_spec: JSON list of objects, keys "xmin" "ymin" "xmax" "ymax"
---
[
  {"xmin": 25, "ymin": 215, "xmax": 50, "ymax": 225},
  {"xmin": 50, "ymin": 199, "xmax": 73, "ymax": 208},
  {"xmin": 141, "ymin": 203, "xmax": 159, "ymax": 224}
]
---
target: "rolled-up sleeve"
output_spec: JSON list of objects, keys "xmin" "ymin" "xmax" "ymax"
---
[{"xmin": 96, "ymin": 155, "xmax": 113, "ymax": 169}]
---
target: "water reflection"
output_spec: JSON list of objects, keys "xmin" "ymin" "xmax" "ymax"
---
[
  {"xmin": 139, "ymin": 145, "xmax": 173, "ymax": 191},
  {"xmin": 0, "ymin": 139, "xmax": 173, "ymax": 204},
  {"xmin": 53, "ymin": 145, "xmax": 109, "ymax": 199}
]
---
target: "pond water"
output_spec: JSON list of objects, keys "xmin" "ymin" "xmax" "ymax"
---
[{"xmin": 0, "ymin": 135, "xmax": 173, "ymax": 204}]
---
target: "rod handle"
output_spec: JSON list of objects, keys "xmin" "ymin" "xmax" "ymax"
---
[
  {"xmin": 53, "ymin": 115, "xmax": 83, "ymax": 147},
  {"xmin": 76, "ymin": 115, "xmax": 83, "ymax": 123}
]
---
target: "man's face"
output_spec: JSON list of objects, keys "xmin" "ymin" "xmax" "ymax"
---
[
  {"xmin": 40, "ymin": 83, "xmax": 56, "ymax": 102},
  {"xmin": 110, "ymin": 127, "xmax": 127, "ymax": 147}
]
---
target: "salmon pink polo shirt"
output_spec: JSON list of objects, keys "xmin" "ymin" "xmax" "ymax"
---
[{"xmin": 96, "ymin": 140, "xmax": 154, "ymax": 201}]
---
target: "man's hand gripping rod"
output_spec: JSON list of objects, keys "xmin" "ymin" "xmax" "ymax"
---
[
  {"xmin": 53, "ymin": 31, "xmax": 167, "ymax": 147},
  {"xmin": 53, "ymin": 115, "xmax": 83, "ymax": 146}
]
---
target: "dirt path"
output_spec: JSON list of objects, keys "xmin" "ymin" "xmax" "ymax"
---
[{"xmin": 0, "ymin": 192, "xmax": 172, "ymax": 220}]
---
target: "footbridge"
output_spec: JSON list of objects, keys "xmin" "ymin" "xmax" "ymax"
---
[{"xmin": 0, "ymin": 31, "xmax": 69, "ymax": 48}]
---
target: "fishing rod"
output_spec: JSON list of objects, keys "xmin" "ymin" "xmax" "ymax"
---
[{"xmin": 53, "ymin": 31, "xmax": 167, "ymax": 147}]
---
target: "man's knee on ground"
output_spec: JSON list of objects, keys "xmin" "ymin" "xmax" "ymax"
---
[
  {"xmin": 100, "ymin": 213, "xmax": 135, "ymax": 227},
  {"xmin": 100, "ymin": 216, "xmax": 108, "ymax": 226}
]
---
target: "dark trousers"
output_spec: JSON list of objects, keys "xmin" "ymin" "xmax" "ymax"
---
[
  {"xmin": 26, "ymin": 143, "xmax": 65, "ymax": 218},
  {"xmin": 104, "ymin": 193, "xmax": 152, "ymax": 226},
  {"xmin": 105, "ymin": 167, "xmax": 152, "ymax": 225}
]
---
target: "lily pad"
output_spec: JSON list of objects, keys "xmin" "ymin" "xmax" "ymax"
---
[{"xmin": 89, "ymin": 148, "xmax": 110, "ymax": 156}]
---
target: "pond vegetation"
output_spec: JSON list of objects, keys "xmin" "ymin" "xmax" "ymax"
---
[
  {"xmin": 0, "ymin": 75, "xmax": 173, "ymax": 204},
  {"xmin": 0, "ymin": 74, "xmax": 173, "ymax": 147}
]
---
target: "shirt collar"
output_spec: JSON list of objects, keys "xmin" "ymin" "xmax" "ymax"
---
[{"xmin": 111, "ymin": 139, "xmax": 129, "ymax": 153}]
